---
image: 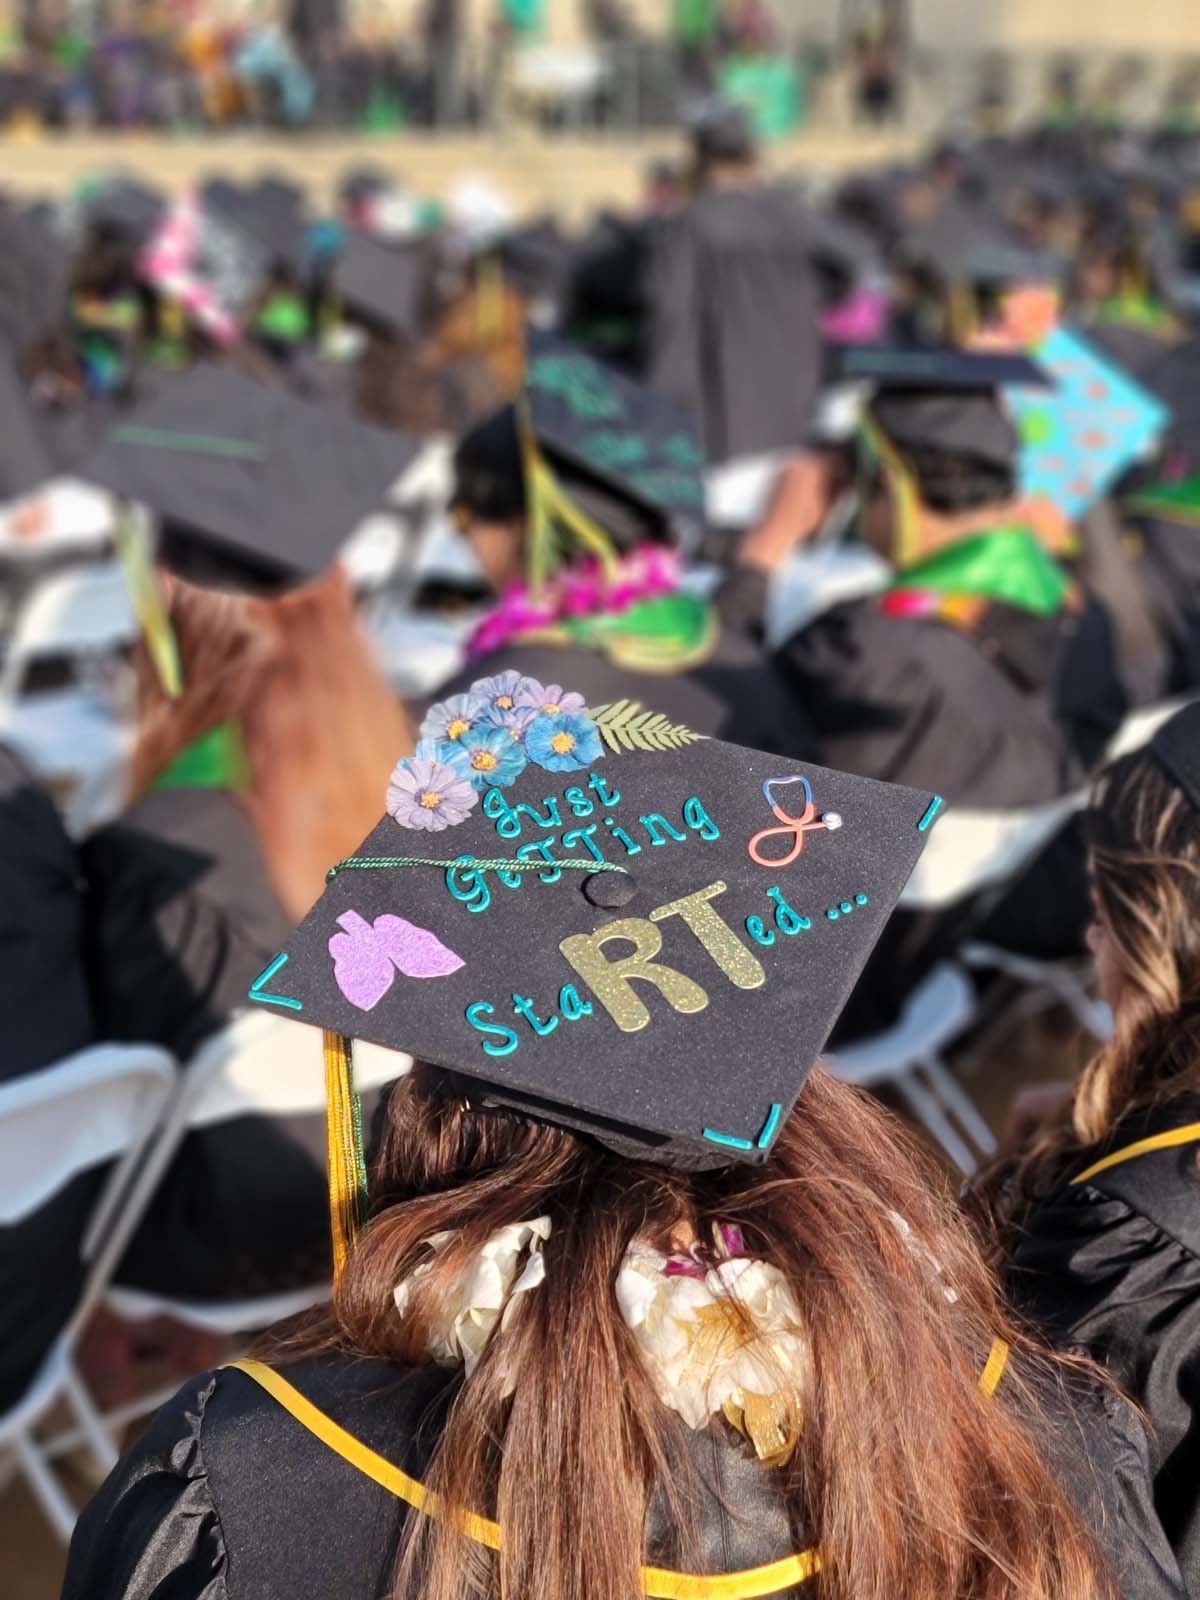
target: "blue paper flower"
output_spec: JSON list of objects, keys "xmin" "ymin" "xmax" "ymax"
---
[
  {"xmin": 419, "ymin": 693, "xmax": 486, "ymax": 747},
  {"xmin": 415, "ymin": 737, "xmax": 471, "ymax": 774},
  {"xmin": 471, "ymin": 670, "xmax": 531, "ymax": 715},
  {"xmin": 526, "ymin": 711, "xmax": 603, "ymax": 772},
  {"xmin": 479, "ymin": 702, "xmax": 537, "ymax": 741},
  {"xmin": 458, "ymin": 725, "xmax": 529, "ymax": 790}
]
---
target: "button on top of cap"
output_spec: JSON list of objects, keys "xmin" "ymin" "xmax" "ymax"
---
[{"xmin": 583, "ymin": 870, "xmax": 636, "ymax": 909}]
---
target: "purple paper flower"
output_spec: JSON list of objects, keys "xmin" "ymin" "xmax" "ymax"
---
[
  {"xmin": 470, "ymin": 669, "xmax": 531, "ymax": 715},
  {"xmin": 419, "ymin": 693, "xmax": 486, "ymax": 748},
  {"xmin": 387, "ymin": 755, "xmax": 479, "ymax": 831},
  {"xmin": 330, "ymin": 910, "xmax": 464, "ymax": 1010},
  {"xmin": 514, "ymin": 679, "xmax": 587, "ymax": 718},
  {"xmin": 525, "ymin": 710, "xmax": 603, "ymax": 773},
  {"xmin": 458, "ymin": 725, "xmax": 528, "ymax": 790}
]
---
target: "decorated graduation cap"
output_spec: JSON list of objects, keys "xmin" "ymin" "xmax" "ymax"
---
[
  {"xmin": 520, "ymin": 327, "xmax": 706, "ymax": 551},
  {"xmin": 139, "ymin": 190, "xmax": 270, "ymax": 347},
  {"xmin": 245, "ymin": 665, "xmax": 943, "ymax": 1269},
  {"xmin": 77, "ymin": 363, "xmax": 421, "ymax": 595},
  {"xmin": 454, "ymin": 329, "xmax": 707, "ymax": 582},
  {"xmin": 1005, "ymin": 322, "xmax": 1170, "ymax": 520}
]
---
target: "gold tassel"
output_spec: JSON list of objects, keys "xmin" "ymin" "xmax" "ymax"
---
[
  {"xmin": 475, "ymin": 251, "xmax": 506, "ymax": 344},
  {"xmin": 323, "ymin": 1030, "xmax": 366, "ymax": 1283},
  {"xmin": 860, "ymin": 414, "xmax": 923, "ymax": 569},
  {"xmin": 515, "ymin": 395, "xmax": 618, "ymax": 592},
  {"xmin": 114, "ymin": 504, "xmax": 183, "ymax": 699}
]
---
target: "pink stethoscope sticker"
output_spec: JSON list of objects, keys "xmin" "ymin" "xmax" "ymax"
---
[{"xmin": 747, "ymin": 776, "xmax": 842, "ymax": 869}]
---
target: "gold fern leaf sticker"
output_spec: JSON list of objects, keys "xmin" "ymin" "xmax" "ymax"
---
[{"xmin": 587, "ymin": 700, "xmax": 708, "ymax": 755}]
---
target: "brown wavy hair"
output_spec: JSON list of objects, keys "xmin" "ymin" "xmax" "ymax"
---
[
  {"xmin": 975, "ymin": 742, "xmax": 1200, "ymax": 1238},
  {"xmin": 281, "ymin": 1064, "xmax": 1109, "ymax": 1600},
  {"xmin": 130, "ymin": 567, "xmax": 412, "ymax": 919}
]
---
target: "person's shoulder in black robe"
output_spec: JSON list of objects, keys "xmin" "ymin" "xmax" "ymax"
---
[
  {"xmin": 1006, "ymin": 1092, "xmax": 1200, "ymax": 1588},
  {"xmin": 81, "ymin": 784, "xmax": 291, "ymax": 1061},
  {"xmin": 61, "ymin": 1345, "xmax": 1186, "ymax": 1600},
  {"xmin": 81, "ymin": 784, "xmax": 332, "ymax": 1302},
  {"xmin": 0, "ymin": 745, "xmax": 100, "ymax": 1414},
  {"xmin": 769, "ymin": 594, "xmax": 1079, "ymax": 806}
]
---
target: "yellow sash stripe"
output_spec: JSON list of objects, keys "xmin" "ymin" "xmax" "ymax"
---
[
  {"xmin": 228, "ymin": 1332, "xmax": 1008, "ymax": 1596},
  {"xmin": 227, "ymin": 1359, "xmax": 818, "ymax": 1595},
  {"xmin": 1070, "ymin": 1121, "xmax": 1200, "ymax": 1187}
]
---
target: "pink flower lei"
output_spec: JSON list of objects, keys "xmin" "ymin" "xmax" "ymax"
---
[{"xmin": 466, "ymin": 543, "xmax": 683, "ymax": 661}]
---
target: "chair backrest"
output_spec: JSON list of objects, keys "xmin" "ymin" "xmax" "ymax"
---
[
  {"xmin": 184, "ymin": 1009, "xmax": 411, "ymax": 1132},
  {"xmin": 0, "ymin": 1044, "xmax": 176, "ymax": 1225},
  {"xmin": 899, "ymin": 791, "xmax": 1084, "ymax": 912}
]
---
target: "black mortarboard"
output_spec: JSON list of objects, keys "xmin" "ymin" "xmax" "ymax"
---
[
  {"xmin": 337, "ymin": 233, "xmax": 428, "ymax": 337},
  {"xmin": 83, "ymin": 178, "xmax": 167, "ymax": 248},
  {"xmin": 0, "ymin": 203, "xmax": 72, "ymax": 352},
  {"xmin": 523, "ymin": 329, "xmax": 706, "ymax": 525},
  {"xmin": 844, "ymin": 347, "xmax": 1050, "ymax": 475},
  {"xmin": 836, "ymin": 345, "xmax": 1050, "ymax": 392},
  {"xmin": 77, "ymin": 364, "xmax": 421, "ymax": 594},
  {"xmin": 246, "ymin": 671, "xmax": 942, "ymax": 1177},
  {"xmin": 339, "ymin": 163, "xmax": 400, "ymax": 208},
  {"xmin": 198, "ymin": 176, "xmax": 309, "ymax": 276},
  {"xmin": 453, "ymin": 330, "xmax": 707, "ymax": 545},
  {"xmin": 498, "ymin": 217, "xmax": 576, "ymax": 306},
  {"xmin": 1150, "ymin": 700, "xmax": 1200, "ymax": 813}
]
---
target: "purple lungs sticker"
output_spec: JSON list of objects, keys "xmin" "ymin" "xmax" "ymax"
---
[{"xmin": 329, "ymin": 910, "xmax": 464, "ymax": 1011}]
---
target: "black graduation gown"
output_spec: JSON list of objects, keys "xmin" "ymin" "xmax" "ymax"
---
[
  {"xmin": 60, "ymin": 1349, "xmax": 1185, "ymax": 1599},
  {"xmin": 644, "ymin": 187, "xmax": 824, "ymax": 464},
  {"xmin": 1132, "ymin": 513, "xmax": 1200, "ymax": 693},
  {"xmin": 1007, "ymin": 1095, "xmax": 1200, "ymax": 1589},
  {"xmin": 768, "ymin": 589, "xmax": 1080, "ymax": 806},
  {"xmin": 758, "ymin": 578, "xmax": 1088, "ymax": 1038},
  {"xmin": 0, "ymin": 747, "xmax": 98, "ymax": 1413},
  {"xmin": 81, "ymin": 786, "xmax": 331, "ymax": 1300}
]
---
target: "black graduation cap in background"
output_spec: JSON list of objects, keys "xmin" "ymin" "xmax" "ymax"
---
[
  {"xmin": 336, "ymin": 232, "xmax": 428, "ymax": 337},
  {"xmin": 83, "ymin": 177, "xmax": 167, "ymax": 248},
  {"xmin": 523, "ymin": 327, "xmax": 707, "ymax": 526},
  {"xmin": 497, "ymin": 217, "xmax": 576, "ymax": 306},
  {"xmin": 339, "ymin": 163, "xmax": 401, "ymax": 209},
  {"xmin": 0, "ymin": 203, "xmax": 72, "ymax": 352},
  {"xmin": 77, "ymin": 363, "xmax": 421, "ymax": 594},
  {"xmin": 247, "ymin": 667, "xmax": 942, "ymax": 1172},
  {"xmin": 843, "ymin": 345, "xmax": 1051, "ymax": 473},
  {"xmin": 837, "ymin": 345, "xmax": 1049, "ymax": 391},
  {"xmin": 201, "ymin": 176, "xmax": 309, "ymax": 276}
]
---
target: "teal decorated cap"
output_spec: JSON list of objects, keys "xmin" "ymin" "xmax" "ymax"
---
[
  {"xmin": 451, "ymin": 329, "xmax": 708, "ymax": 550},
  {"xmin": 247, "ymin": 666, "xmax": 944, "ymax": 1177}
]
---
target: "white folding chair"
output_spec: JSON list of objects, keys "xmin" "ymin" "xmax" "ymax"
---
[
  {"xmin": 106, "ymin": 1011, "xmax": 411, "ymax": 1350},
  {"xmin": 826, "ymin": 964, "xmax": 991, "ymax": 1174},
  {"xmin": 0, "ymin": 1044, "xmax": 176, "ymax": 1540}
]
